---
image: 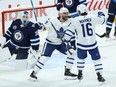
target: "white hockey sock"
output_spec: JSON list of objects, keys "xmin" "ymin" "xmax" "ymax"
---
[
  {"xmin": 77, "ymin": 59, "xmax": 85, "ymax": 71},
  {"xmin": 93, "ymin": 59, "xmax": 103, "ymax": 74},
  {"xmin": 65, "ymin": 57, "xmax": 74, "ymax": 69},
  {"xmin": 34, "ymin": 56, "xmax": 49, "ymax": 74}
]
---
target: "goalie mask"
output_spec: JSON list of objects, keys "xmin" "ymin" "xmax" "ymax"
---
[{"xmin": 21, "ymin": 11, "xmax": 29, "ymax": 26}]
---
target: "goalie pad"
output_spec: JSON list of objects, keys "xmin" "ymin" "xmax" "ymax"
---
[
  {"xmin": 27, "ymin": 48, "xmax": 41, "ymax": 65},
  {"xmin": 0, "ymin": 47, "xmax": 11, "ymax": 62},
  {"xmin": 0, "ymin": 36, "xmax": 6, "ymax": 47}
]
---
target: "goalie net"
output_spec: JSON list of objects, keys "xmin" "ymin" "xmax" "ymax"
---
[{"xmin": 0, "ymin": 4, "xmax": 56, "ymax": 35}]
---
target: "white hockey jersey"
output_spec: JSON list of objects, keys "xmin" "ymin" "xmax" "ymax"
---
[
  {"xmin": 65, "ymin": 14, "xmax": 105, "ymax": 50},
  {"xmin": 45, "ymin": 17, "xmax": 72, "ymax": 45}
]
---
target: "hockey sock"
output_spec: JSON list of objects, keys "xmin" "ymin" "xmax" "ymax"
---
[
  {"xmin": 77, "ymin": 59, "xmax": 85, "ymax": 71},
  {"xmin": 65, "ymin": 57, "xmax": 74, "ymax": 69},
  {"xmin": 34, "ymin": 56, "xmax": 49, "ymax": 74},
  {"xmin": 93, "ymin": 59, "xmax": 103, "ymax": 74}
]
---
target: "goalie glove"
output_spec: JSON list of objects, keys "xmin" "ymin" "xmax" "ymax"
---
[{"xmin": 70, "ymin": 40, "xmax": 76, "ymax": 50}]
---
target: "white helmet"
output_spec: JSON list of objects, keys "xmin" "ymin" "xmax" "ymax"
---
[
  {"xmin": 59, "ymin": 7, "xmax": 69, "ymax": 14},
  {"xmin": 76, "ymin": 4, "xmax": 87, "ymax": 14}
]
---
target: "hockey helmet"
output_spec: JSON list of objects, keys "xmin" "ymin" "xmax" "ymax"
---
[
  {"xmin": 76, "ymin": 4, "xmax": 87, "ymax": 14},
  {"xmin": 59, "ymin": 7, "xmax": 69, "ymax": 14}
]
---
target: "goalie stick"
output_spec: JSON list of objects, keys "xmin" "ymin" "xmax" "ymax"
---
[
  {"xmin": 48, "ymin": 18, "xmax": 73, "ymax": 55},
  {"xmin": 30, "ymin": 0, "xmax": 38, "ymax": 22},
  {"xmin": 29, "ymin": 0, "xmax": 42, "ymax": 58},
  {"xmin": 30, "ymin": 0, "xmax": 41, "ymax": 26}
]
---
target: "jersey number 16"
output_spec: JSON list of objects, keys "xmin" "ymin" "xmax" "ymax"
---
[{"xmin": 81, "ymin": 23, "xmax": 93, "ymax": 37}]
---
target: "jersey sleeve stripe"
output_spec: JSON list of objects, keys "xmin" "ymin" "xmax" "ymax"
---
[
  {"xmin": 30, "ymin": 38, "xmax": 40, "ymax": 42},
  {"xmin": 7, "ymin": 29, "xmax": 12, "ymax": 35},
  {"xmin": 5, "ymin": 33, "xmax": 11, "ymax": 37},
  {"xmin": 31, "ymin": 42, "xmax": 40, "ymax": 46}
]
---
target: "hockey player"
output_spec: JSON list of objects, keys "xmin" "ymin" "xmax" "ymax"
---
[
  {"xmin": 56, "ymin": 0, "xmax": 87, "ymax": 52},
  {"xmin": 0, "ymin": 11, "xmax": 40, "ymax": 70},
  {"xmin": 64, "ymin": 4, "xmax": 106, "ymax": 82},
  {"xmin": 105, "ymin": 0, "xmax": 116, "ymax": 38},
  {"xmin": 29, "ymin": 7, "xmax": 77, "ymax": 81}
]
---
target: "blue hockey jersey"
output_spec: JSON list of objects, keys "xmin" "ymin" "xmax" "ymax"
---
[
  {"xmin": 56, "ymin": 0, "xmax": 86, "ymax": 13},
  {"xmin": 4, "ymin": 19, "xmax": 40, "ymax": 50},
  {"xmin": 112, "ymin": 0, "xmax": 116, "ymax": 3}
]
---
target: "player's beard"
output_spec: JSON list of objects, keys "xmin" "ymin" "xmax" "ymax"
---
[{"xmin": 60, "ymin": 16, "xmax": 68, "ymax": 22}]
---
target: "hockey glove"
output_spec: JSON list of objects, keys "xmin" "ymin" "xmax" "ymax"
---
[
  {"xmin": 35, "ymin": 22, "xmax": 46, "ymax": 31},
  {"xmin": 64, "ymin": 41, "xmax": 75, "ymax": 55},
  {"xmin": 98, "ymin": 11, "xmax": 105, "ymax": 17}
]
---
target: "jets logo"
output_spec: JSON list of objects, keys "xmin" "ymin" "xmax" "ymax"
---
[
  {"xmin": 65, "ymin": 0, "xmax": 74, "ymax": 7},
  {"xmin": 14, "ymin": 30, "xmax": 24, "ymax": 42}
]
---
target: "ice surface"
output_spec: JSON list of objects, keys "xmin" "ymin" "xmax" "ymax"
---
[{"xmin": 0, "ymin": 24, "xmax": 116, "ymax": 87}]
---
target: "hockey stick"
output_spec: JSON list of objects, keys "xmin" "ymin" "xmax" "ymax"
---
[
  {"xmin": 96, "ymin": 33, "xmax": 106, "ymax": 38},
  {"xmin": 30, "ymin": 0, "xmax": 37, "ymax": 21},
  {"xmin": 48, "ymin": 18, "xmax": 72, "ymax": 55},
  {"xmin": 30, "ymin": 0, "xmax": 41, "ymax": 26}
]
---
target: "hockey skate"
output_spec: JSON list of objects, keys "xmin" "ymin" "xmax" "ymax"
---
[
  {"xmin": 97, "ymin": 72, "xmax": 105, "ymax": 83},
  {"xmin": 64, "ymin": 67, "xmax": 77, "ymax": 80},
  {"xmin": 77, "ymin": 70, "xmax": 83, "ymax": 81},
  {"xmin": 28, "ymin": 71, "xmax": 38, "ymax": 81}
]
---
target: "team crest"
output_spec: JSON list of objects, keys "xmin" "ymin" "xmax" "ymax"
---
[
  {"xmin": 14, "ymin": 30, "xmax": 24, "ymax": 42},
  {"xmin": 13, "ymin": 25, "xmax": 17, "ymax": 29},
  {"xmin": 65, "ymin": 0, "xmax": 74, "ymax": 7}
]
